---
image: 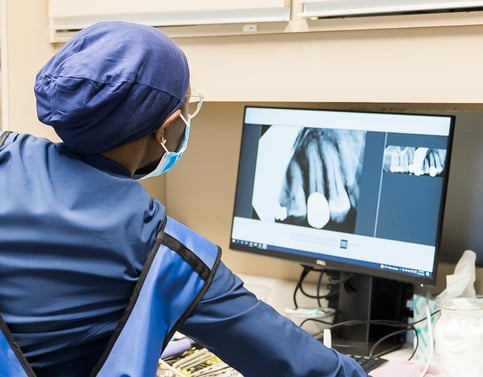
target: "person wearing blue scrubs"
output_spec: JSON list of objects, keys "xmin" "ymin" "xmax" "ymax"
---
[{"xmin": 0, "ymin": 21, "xmax": 438, "ymax": 377}]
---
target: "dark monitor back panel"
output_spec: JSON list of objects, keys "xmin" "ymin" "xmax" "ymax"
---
[{"xmin": 439, "ymin": 111, "xmax": 483, "ymax": 267}]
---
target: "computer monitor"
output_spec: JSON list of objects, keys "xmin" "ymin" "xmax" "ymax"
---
[{"xmin": 230, "ymin": 106, "xmax": 455, "ymax": 354}]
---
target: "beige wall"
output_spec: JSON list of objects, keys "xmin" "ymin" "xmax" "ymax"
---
[
  {"xmin": 1, "ymin": 0, "xmax": 56, "ymax": 138},
  {"xmin": 2, "ymin": 0, "xmax": 482, "ymax": 292},
  {"xmin": 178, "ymin": 25, "xmax": 483, "ymax": 104}
]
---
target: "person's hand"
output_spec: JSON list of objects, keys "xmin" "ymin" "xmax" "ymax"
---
[{"xmin": 369, "ymin": 360, "xmax": 440, "ymax": 377}]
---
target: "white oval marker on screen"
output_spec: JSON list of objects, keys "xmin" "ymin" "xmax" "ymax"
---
[{"xmin": 307, "ymin": 192, "xmax": 330, "ymax": 229}]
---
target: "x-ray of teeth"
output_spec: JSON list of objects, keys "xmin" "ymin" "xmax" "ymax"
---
[
  {"xmin": 383, "ymin": 146, "xmax": 447, "ymax": 177},
  {"xmin": 276, "ymin": 127, "xmax": 366, "ymax": 232}
]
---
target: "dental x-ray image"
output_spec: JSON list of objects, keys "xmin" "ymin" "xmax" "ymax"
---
[
  {"xmin": 383, "ymin": 146, "xmax": 447, "ymax": 177},
  {"xmin": 252, "ymin": 126, "xmax": 366, "ymax": 233}
]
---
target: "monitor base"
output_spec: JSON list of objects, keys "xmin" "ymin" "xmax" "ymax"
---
[{"xmin": 326, "ymin": 272, "xmax": 413, "ymax": 357}]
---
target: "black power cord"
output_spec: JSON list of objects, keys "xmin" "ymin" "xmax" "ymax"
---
[
  {"xmin": 293, "ymin": 265, "xmax": 340, "ymax": 308},
  {"xmin": 299, "ymin": 310, "xmax": 441, "ymax": 359}
]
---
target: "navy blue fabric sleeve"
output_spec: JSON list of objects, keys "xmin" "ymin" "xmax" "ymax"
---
[{"xmin": 180, "ymin": 262, "xmax": 366, "ymax": 377}]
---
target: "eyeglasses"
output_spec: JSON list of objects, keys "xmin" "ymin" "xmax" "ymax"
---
[{"xmin": 186, "ymin": 88, "xmax": 204, "ymax": 120}]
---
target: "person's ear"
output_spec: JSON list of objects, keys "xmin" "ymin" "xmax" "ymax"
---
[{"xmin": 154, "ymin": 109, "xmax": 181, "ymax": 144}]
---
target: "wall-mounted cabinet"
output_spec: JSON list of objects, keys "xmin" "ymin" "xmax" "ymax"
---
[
  {"xmin": 297, "ymin": 0, "xmax": 483, "ymax": 19},
  {"xmin": 48, "ymin": 0, "xmax": 291, "ymax": 42},
  {"xmin": 48, "ymin": 0, "xmax": 483, "ymax": 42}
]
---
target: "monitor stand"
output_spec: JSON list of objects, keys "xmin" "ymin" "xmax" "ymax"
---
[{"xmin": 326, "ymin": 272, "xmax": 413, "ymax": 356}]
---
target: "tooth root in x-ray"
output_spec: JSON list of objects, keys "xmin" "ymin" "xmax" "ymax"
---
[{"xmin": 323, "ymin": 141, "xmax": 351, "ymax": 223}]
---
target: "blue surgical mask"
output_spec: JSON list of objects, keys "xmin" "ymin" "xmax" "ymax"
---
[{"xmin": 137, "ymin": 114, "xmax": 190, "ymax": 180}]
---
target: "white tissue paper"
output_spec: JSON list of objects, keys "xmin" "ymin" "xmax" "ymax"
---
[
  {"xmin": 412, "ymin": 249, "xmax": 478, "ymax": 362},
  {"xmin": 433, "ymin": 250, "xmax": 483, "ymax": 377},
  {"xmin": 437, "ymin": 249, "xmax": 476, "ymax": 301}
]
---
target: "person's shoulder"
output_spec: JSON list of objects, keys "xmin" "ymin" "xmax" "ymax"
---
[
  {"xmin": 5, "ymin": 132, "xmax": 57, "ymax": 147},
  {"xmin": 0, "ymin": 132, "xmax": 60, "ymax": 155}
]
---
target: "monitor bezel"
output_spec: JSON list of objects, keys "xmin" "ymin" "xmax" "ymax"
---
[{"xmin": 229, "ymin": 105, "xmax": 456, "ymax": 287}]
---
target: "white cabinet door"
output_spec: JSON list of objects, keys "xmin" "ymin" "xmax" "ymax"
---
[
  {"xmin": 49, "ymin": 0, "xmax": 291, "ymax": 42},
  {"xmin": 297, "ymin": 0, "xmax": 483, "ymax": 18}
]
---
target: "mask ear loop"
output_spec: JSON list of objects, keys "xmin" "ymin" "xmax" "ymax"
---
[
  {"xmin": 160, "ymin": 137, "xmax": 170, "ymax": 153},
  {"xmin": 160, "ymin": 110, "xmax": 189, "ymax": 154},
  {"xmin": 179, "ymin": 113, "xmax": 189, "ymax": 125}
]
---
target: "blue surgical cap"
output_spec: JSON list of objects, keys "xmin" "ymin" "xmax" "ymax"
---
[{"xmin": 35, "ymin": 21, "xmax": 190, "ymax": 155}]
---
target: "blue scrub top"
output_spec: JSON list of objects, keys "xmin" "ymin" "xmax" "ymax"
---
[{"xmin": 0, "ymin": 133, "xmax": 365, "ymax": 377}]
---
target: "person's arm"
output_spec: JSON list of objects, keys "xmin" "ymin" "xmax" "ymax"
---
[{"xmin": 179, "ymin": 262, "xmax": 366, "ymax": 377}]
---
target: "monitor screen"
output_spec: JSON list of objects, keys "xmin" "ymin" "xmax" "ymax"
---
[{"xmin": 230, "ymin": 106, "xmax": 455, "ymax": 287}]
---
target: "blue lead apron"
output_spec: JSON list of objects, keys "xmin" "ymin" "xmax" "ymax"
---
[{"xmin": 0, "ymin": 131, "xmax": 221, "ymax": 377}]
